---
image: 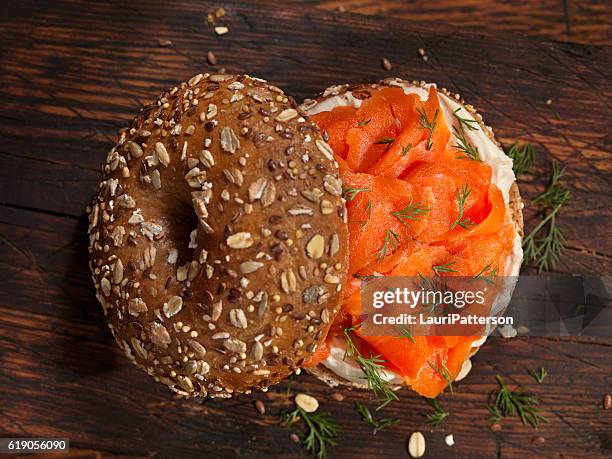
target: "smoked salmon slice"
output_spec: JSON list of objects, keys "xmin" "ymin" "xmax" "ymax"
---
[{"xmin": 310, "ymin": 85, "xmax": 516, "ymax": 398}]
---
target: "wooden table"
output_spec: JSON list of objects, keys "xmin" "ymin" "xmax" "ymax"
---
[{"xmin": 0, "ymin": 1, "xmax": 610, "ymax": 457}]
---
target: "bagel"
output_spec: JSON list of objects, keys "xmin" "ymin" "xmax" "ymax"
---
[
  {"xmin": 87, "ymin": 73, "xmax": 349, "ymax": 398},
  {"xmin": 300, "ymin": 78, "xmax": 524, "ymax": 395}
]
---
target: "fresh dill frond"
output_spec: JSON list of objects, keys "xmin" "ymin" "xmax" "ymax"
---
[
  {"xmin": 507, "ymin": 142, "xmax": 537, "ymax": 175},
  {"xmin": 376, "ymin": 229, "xmax": 400, "ymax": 260},
  {"xmin": 342, "ymin": 186, "xmax": 370, "ymax": 202},
  {"xmin": 358, "ymin": 118, "xmax": 371, "ymax": 127},
  {"xmin": 375, "ymin": 137, "xmax": 395, "ymax": 145},
  {"xmin": 355, "ymin": 402, "xmax": 399, "ymax": 434},
  {"xmin": 425, "ymin": 397, "xmax": 450, "ymax": 427},
  {"xmin": 488, "ymin": 405, "xmax": 503, "ymax": 423},
  {"xmin": 522, "ymin": 162, "xmax": 570, "ymax": 272},
  {"xmin": 450, "ymin": 184, "xmax": 475, "ymax": 230},
  {"xmin": 453, "ymin": 107, "xmax": 479, "ymax": 131},
  {"xmin": 395, "ymin": 324, "xmax": 415, "ymax": 343},
  {"xmin": 285, "ymin": 372, "xmax": 299, "ymax": 395},
  {"xmin": 452, "ymin": 108, "xmax": 481, "ymax": 161},
  {"xmin": 489, "ymin": 375, "xmax": 548, "ymax": 428},
  {"xmin": 392, "ymin": 200, "xmax": 430, "ymax": 225},
  {"xmin": 354, "ymin": 273, "xmax": 383, "ymax": 281},
  {"xmin": 473, "ymin": 262, "xmax": 498, "ymax": 285},
  {"xmin": 428, "ymin": 356, "xmax": 454, "ymax": 393},
  {"xmin": 402, "ymin": 144, "xmax": 413, "ymax": 157},
  {"xmin": 530, "ymin": 367, "xmax": 547, "ymax": 384},
  {"xmin": 417, "ymin": 107, "xmax": 439, "ymax": 150},
  {"xmin": 433, "ymin": 262, "xmax": 457, "ymax": 273},
  {"xmin": 281, "ymin": 405, "xmax": 338, "ymax": 459},
  {"xmin": 344, "ymin": 327, "xmax": 399, "ymax": 409}
]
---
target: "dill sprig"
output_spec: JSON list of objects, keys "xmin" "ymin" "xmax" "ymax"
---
[
  {"xmin": 358, "ymin": 118, "xmax": 371, "ymax": 127},
  {"xmin": 355, "ymin": 402, "xmax": 399, "ymax": 434},
  {"xmin": 473, "ymin": 262, "xmax": 498, "ymax": 285},
  {"xmin": 402, "ymin": 144, "xmax": 412, "ymax": 157},
  {"xmin": 344, "ymin": 327, "xmax": 399, "ymax": 409},
  {"xmin": 425, "ymin": 397, "xmax": 450, "ymax": 427},
  {"xmin": 433, "ymin": 262, "xmax": 457, "ymax": 273},
  {"xmin": 375, "ymin": 137, "xmax": 395, "ymax": 145},
  {"xmin": 453, "ymin": 107, "xmax": 479, "ymax": 131},
  {"xmin": 342, "ymin": 186, "xmax": 370, "ymax": 202},
  {"xmin": 488, "ymin": 375, "xmax": 548, "ymax": 428},
  {"xmin": 392, "ymin": 200, "xmax": 430, "ymax": 225},
  {"xmin": 530, "ymin": 367, "xmax": 547, "ymax": 384},
  {"xmin": 507, "ymin": 142, "xmax": 537, "ymax": 175},
  {"xmin": 376, "ymin": 229, "xmax": 400, "ymax": 260},
  {"xmin": 450, "ymin": 184, "xmax": 475, "ymax": 230},
  {"xmin": 428, "ymin": 356, "xmax": 454, "ymax": 393},
  {"xmin": 417, "ymin": 107, "xmax": 439, "ymax": 150},
  {"xmin": 354, "ymin": 273, "xmax": 383, "ymax": 281},
  {"xmin": 281, "ymin": 406, "xmax": 338, "ymax": 459},
  {"xmin": 452, "ymin": 108, "xmax": 481, "ymax": 161},
  {"xmin": 395, "ymin": 324, "xmax": 415, "ymax": 343},
  {"xmin": 522, "ymin": 163, "xmax": 570, "ymax": 272}
]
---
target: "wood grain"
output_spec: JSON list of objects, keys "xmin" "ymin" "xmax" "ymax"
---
[
  {"xmin": 0, "ymin": 1, "xmax": 610, "ymax": 458},
  {"xmin": 306, "ymin": 0, "xmax": 612, "ymax": 45}
]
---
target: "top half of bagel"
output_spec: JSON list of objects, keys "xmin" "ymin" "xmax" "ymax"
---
[{"xmin": 87, "ymin": 73, "xmax": 349, "ymax": 398}]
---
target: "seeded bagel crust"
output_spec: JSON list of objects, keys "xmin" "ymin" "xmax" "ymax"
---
[
  {"xmin": 87, "ymin": 73, "xmax": 349, "ymax": 398},
  {"xmin": 301, "ymin": 79, "xmax": 524, "ymax": 391}
]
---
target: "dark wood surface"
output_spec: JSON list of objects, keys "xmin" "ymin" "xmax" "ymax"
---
[
  {"xmin": 0, "ymin": 1, "xmax": 610, "ymax": 458},
  {"xmin": 306, "ymin": 0, "xmax": 612, "ymax": 46}
]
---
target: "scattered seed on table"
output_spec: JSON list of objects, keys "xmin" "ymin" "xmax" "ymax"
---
[
  {"xmin": 215, "ymin": 7, "xmax": 226, "ymax": 18},
  {"xmin": 490, "ymin": 423, "xmax": 502, "ymax": 432},
  {"xmin": 207, "ymin": 51, "xmax": 217, "ymax": 65},
  {"xmin": 382, "ymin": 57, "xmax": 392, "ymax": 71},
  {"xmin": 604, "ymin": 394, "xmax": 612, "ymax": 410},
  {"xmin": 215, "ymin": 26, "xmax": 229, "ymax": 36},
  {"xmin": 408, "ymin": 431, "xmax": 425, "ymax": 458},
  {"xmin": 330, "ymin": 392, "xmax": 344, "ymax": 402},
  {"xmin": 532, "ymin": 436, "xmax": 546, "ymax": 445},
  {"xmin": 295, "ymin": 393, "xmax": 319, "ymax": 413},
  {"xmin": 157, "ymin": 39, "xmax": 172, "ymax": 47},
  {"xmin": 445, "ymin": 434, "xmax": 455, "ymax": 446},
  {"xmin": 289, "ymin": 433, "xmax": 300, "ymax": 443},
  {"xmin": 254, "ymin": 399, "xmax": 266, "ymax": 415}
]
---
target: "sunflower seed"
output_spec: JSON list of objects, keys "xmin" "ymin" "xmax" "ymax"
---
[
  {"xmin": 155, "ymin": 142, "xmax": 170, "ymax": 166},
  {"xmin": 188, "ymin": 73, "xmax": 203, "ymax": 86},
  {"xmin": 251, "ymin": 341, "xmax": 264, "ymax": 361},
  {"xmin": 240, "ymin": 260, "xmax": 264, "ymax": 274},
  {"xmin": 329, "ymin": 233, "xmax": 340, "ymax": 256},
  {"xmin": 112, "ymin": 259, "xmax": 124, "ymax": 284},
  {"xmin": 211, "ymin": 301, "xmax": 223, "ymax": 321},
  {"xmin": 306, "ymin": 234, "xmax": 325, "ymax": 259},
  {"xmin": 275, "ymin": 108, "xmax": 298, "ymax": 122},
  {"xmin": 127, "ymin": 141, "xmax": 144, "ymax": 158},
  {"xmin": 187, "ymin": 339, "xmax": 207, "ymax": 358},
  {"xmin": 100, "ymin": 277, "xmax": 111, "ymax": 297}
]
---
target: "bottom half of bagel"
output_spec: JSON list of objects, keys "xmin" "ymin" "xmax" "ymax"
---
[{"xmin": 300, "ymin": 79, "xmax": 524, "ymax": 397}]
